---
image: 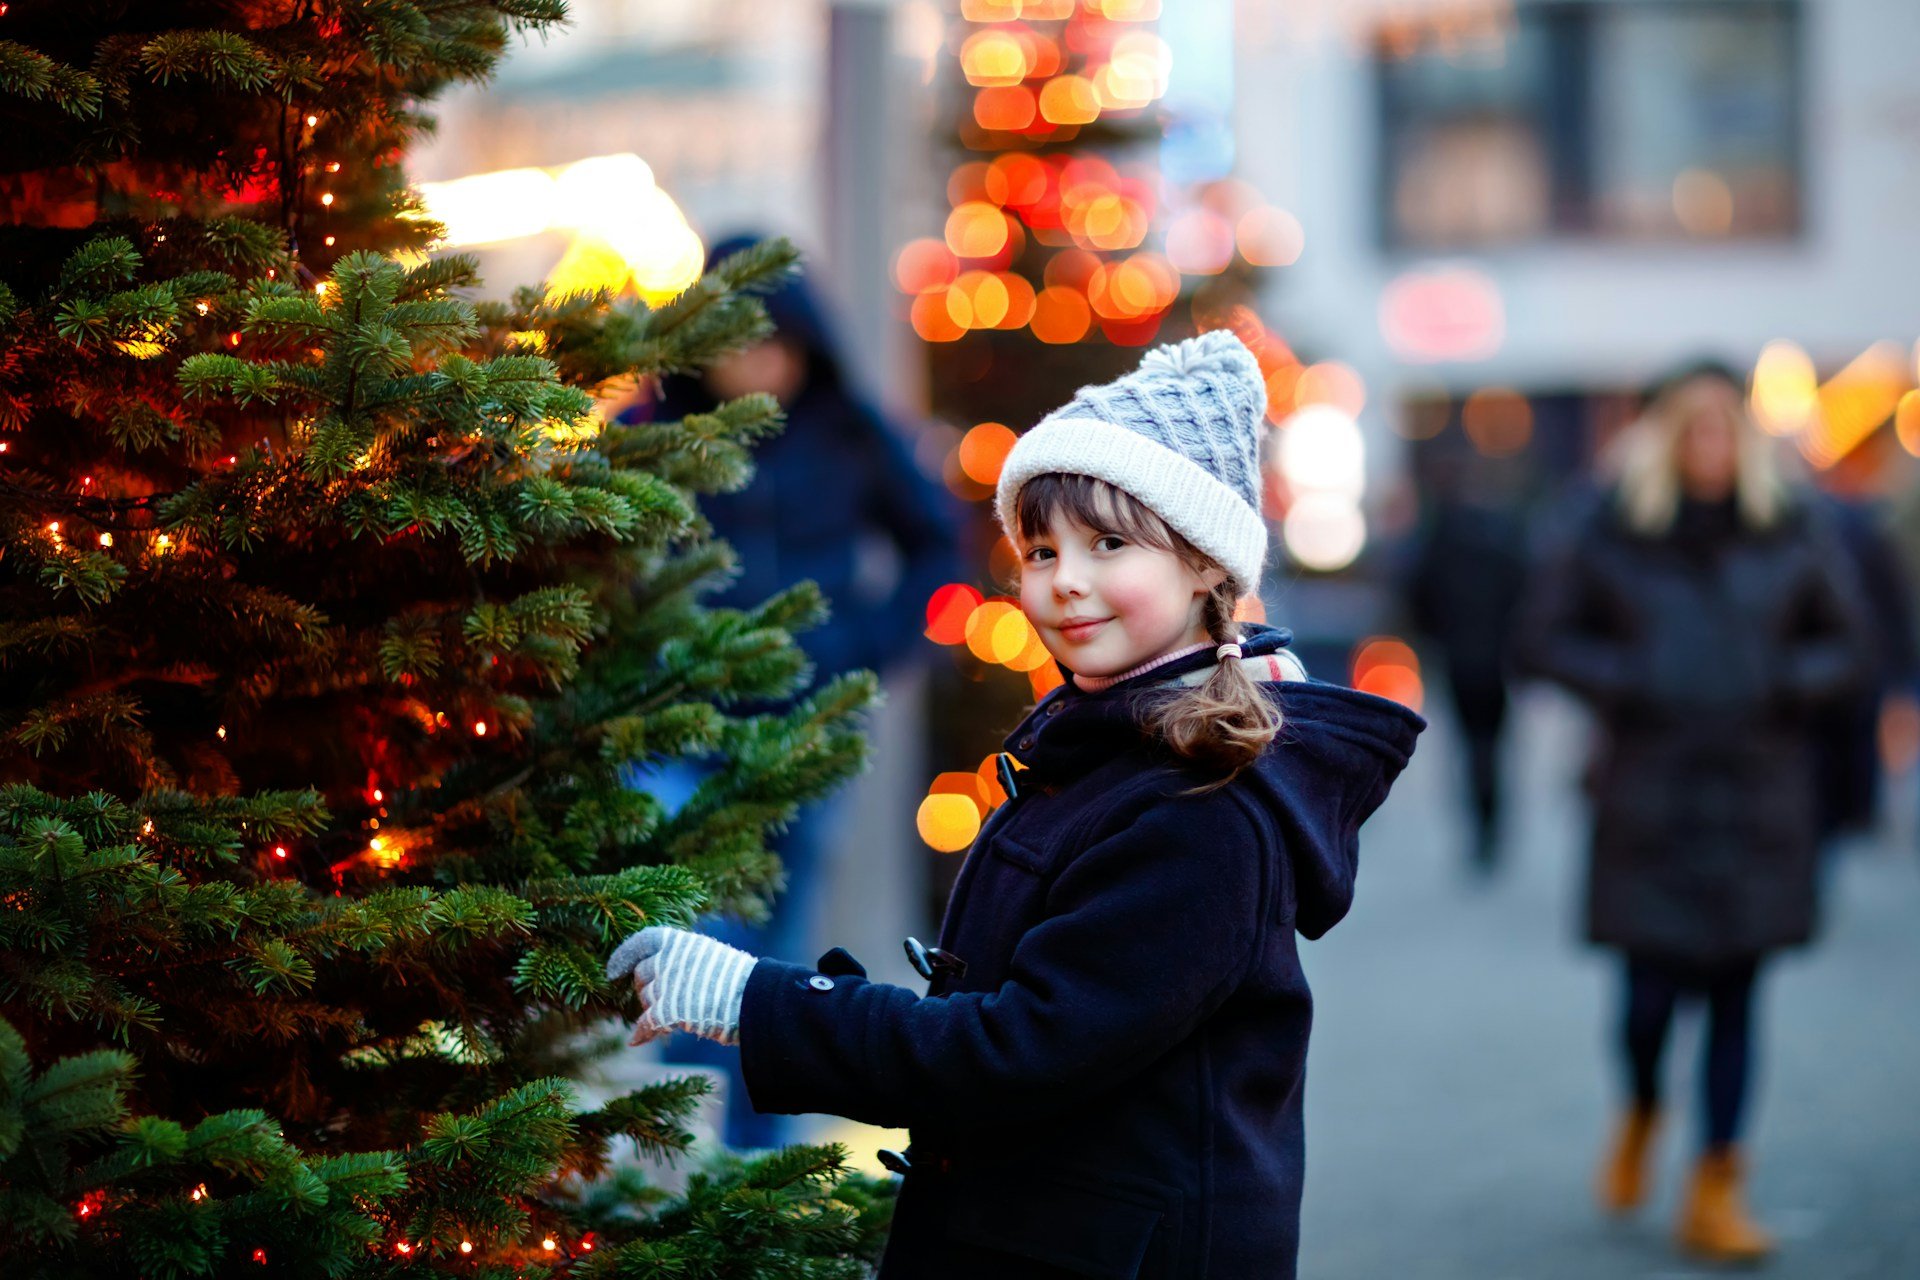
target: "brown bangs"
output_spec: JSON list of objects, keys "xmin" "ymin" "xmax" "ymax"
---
[{"xmin": 1012, "ymin": 472, "xmax": 1194, "ymax": 560}]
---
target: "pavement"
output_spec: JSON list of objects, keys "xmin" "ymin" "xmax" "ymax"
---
[{"xmin": 1297, "ymin": 686, "xmax": 1920, "ymax": 1279}]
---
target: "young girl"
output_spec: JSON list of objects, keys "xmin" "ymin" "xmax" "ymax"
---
[{"xmin": 608, "ymin": 331, "xmax": 1424, "ymax": 1279}]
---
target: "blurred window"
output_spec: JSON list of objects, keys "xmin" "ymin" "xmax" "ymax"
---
[{"xmin": 1378, "ymin": 2, "xmax": 1801, "ymax": 248}]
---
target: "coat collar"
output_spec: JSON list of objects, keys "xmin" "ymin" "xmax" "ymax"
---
[{"xmin": 1000, "ymin": 623, "xmax": 1296, "ymax": 787}]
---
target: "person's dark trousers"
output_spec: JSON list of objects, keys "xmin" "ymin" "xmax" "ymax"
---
[
  {"xmin": 1619, "ymin": 954, "xmax": 1763, "ymax": 1149},
  {"xmin": 1448, "ymin": 670, "xmax": 1508, "ymax": 868}
]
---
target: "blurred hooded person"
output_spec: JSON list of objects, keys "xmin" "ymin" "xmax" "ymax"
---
[
  {"xmin": 619, "ymin": 235, "xmax": 962, "ymax": 1148},
  {"xmin": 1515, "ymin": 359, "xmax": 1874, "ymax": 1263}
]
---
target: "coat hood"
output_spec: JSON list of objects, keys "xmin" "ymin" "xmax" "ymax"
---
[{"xmin": 1002, "ymin": 623, "xmax": 1424, "ymax": 939}]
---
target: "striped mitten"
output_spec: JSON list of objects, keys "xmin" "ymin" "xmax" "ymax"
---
[{"xmin": 605, "ymin": 925, "xmax": 757, "ymax": 1046}]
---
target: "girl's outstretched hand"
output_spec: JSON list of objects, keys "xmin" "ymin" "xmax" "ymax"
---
[{"xmin": 605, "ymin": 925, "xmax": 758, "ymax": 1047}]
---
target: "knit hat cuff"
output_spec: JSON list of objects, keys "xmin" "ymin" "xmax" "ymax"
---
[{"xmin": 995, "ymin": 415, "xmax": 1269, "ymax": 591}]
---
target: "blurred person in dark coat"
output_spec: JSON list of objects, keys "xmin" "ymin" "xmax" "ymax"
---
[
  {"xmin": 1516, "ymin": 360, "xmax": 1873, "ymax": 1264},
  {"xmin": 1406, "ymin": 454, "xmax": 1530, "ymax": 872},
  {"xmin": 624, "ymin": 236, "xmax": 963, "ymax": 1148}
]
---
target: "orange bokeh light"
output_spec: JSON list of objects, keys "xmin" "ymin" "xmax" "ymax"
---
[
  {"xmin": 910, "ymin": 290, "xmax": 966, "ymax": 342},
  {"xmin": 987, "ymin": 153, "xmax": 1052, "ymax": 207},
  {"xmin": 1030, "ymin": 285, "xmax": 1092, "ymax": 344},
  {"xmin": 974, "ymin": 85, "xmax": 1038, "ymax": 132},
  {"xmin": 1043, "ymin": 247, "xmax": 1102, "ymax": 290},
  {"xmin": 949, "ymin": 270, "xmax": 1012, "ymax": 329},
  {"xmin": 926, "ymin": 583, "xmax": 985, "ymax": 645},
  {"xmin": 1351, "ymin": 637, "xmax": 1424, "ymax": 712},
  {"xmin": 958, "ymin": 422, "xmax": 1019, "ymax": 486},
  {"xmin": 946, "ymin": 202, "xmax": 1011, "ymax": 258},
  {"xmin": 1295, "ymin": 361, "xmax": 1366, "ymax": 418},
  {"xmin": 1038, "ymin": 75, "xmax": 1100, "ymax": 126},
  {"xmin": 893, "ymin": 238, "xmax": 958, "ymax": 294},
  {"xmin": 947, "ymin": 163, "xmax": 992, "ymax": 207},
  {"xmin": 961, "ymin": 30, "xmax": 1029, "ymax": 87}
]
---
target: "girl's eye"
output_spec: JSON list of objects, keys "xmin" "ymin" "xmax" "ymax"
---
[
  {"xmin": 1095, "ymin": 535, "xmax": 1125, "ymax": 551},
  {"xmin": 1024, "ymin": 547, "xmax": 1054, "ymax": 563}
]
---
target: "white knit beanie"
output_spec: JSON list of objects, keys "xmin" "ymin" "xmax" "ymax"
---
[{"xmin": 994, "ymin": 330, "xmax": 1269, "ymax": 591}]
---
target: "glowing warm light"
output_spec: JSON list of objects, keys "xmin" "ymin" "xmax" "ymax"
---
[
  {"xmin": 98, "ymin": 532, "xmax": 112, "ymax": 547},
  {"xmin": 945, "ymin": 202, "xmax": 1011, "ymax": 259},
  {"xmin": 154, "ymin": 534, "xmax": 173, "ymax": 552},
  {"xmin": 543, "ymin": 1238, "xmax": 558, "ymax": 1251},
  {"xmin": 1038, "ymin": 75, "xmax": 1100, "ymax": 126},
  {"xmin": 962, "ymin": 30, "xmax": 1029, "ymax": 87},
  {"xmin": 1264, "ymin": 361, "xmax": 1304, "ymax": 422},
  {"xmin": 1351, "ymin": 637, "xmax": 1424, "ymax": 711},
  {"xmin": 417, "ymin": 154, "xmax": 703, "ymax": 303},
  {"xmin": 191, "ymin": 1184, "xmax": 206, "ymax": 1201},
  {"xmin": 314, "ymin": 282, "xmax": 329, "ymax": 297},
  {"xmin": 964, "ymin": 600, "xmax": 1026, "ymax": 665},
  {"xmin": 961, "ymin": 0, "xmax": 1023, "ymax": 19},
  {"xmin": 1294, "ymin": 361, "xmax": 1366, "ymax": 418},
  {"xmin": 909, "ymin": 291, "xmax": 966, "ymax": 343},
  {"xmin": 473, "ymin": 721, "xmax": 489, "ymax": 737},
  {"xmin": 1804, "ymin": 341, "xmax": 1911, "ymax": 468},
  {"xmin": 918, "ymin": 793, "xmax": 981, "ymax": 852},
  {"xmin": 893, "ymin": 242, "xmax": 950, "ymax": 299},
  {"xmin": 1462, "ymin": 387, "xmax": 1533, "ymax": 456},
  {"xmin": 1895, "ymin": 390, "xmax": 1920, "ymax": 458},
  {"xmin": 417, "ymin": 167, "xmax": 560, "ymax": 245},
  {"xmin": 949, "ymin": 270, "xmax": 1012, "ymax": 329},
  {"xmin": 216, "ymin": 725, "xmax": 227, "ymax": 741},
  {"xmin": 396, "ymin": 1243, "xmax": 412, "ymax": 1255},
  {"xmin": 931, "ymin": 770, "xmax": 992, "ymax": 818},
  {"xmin": 992, "ymin": 271, "xmax": 1037, "ymax": 329},
  {"xmin": 1088, "ymin": 0, "xmax": 1161, "ymax": 18},
  {"xmin": 958, "ymin": 422, "xmax": 1018, "ymax": 486},
  {"xmin": 1283, "ymin": 494, "xmax": 1367, "ymax": 572},
  {"xmin": 974, "ymin": 85, "xmax": 1038, "ymax": 132},
  {"xmin": 1166, "ymin": 208, "xmax": 1235, "ymax": 275},
  {"xmin": 319, "ymin": 193, "xmax": 334, "ymax": 207},
  {"xmin": 459, "ymin": 1241, "xmax": 473, "ymax": 1254},
  {"xmin": 323, "ymin": 235, "xmax": 336, "ymax": 246},
  {"xmin": 977, "ymin": 754, "xmax": 1011, "ymax": 808},
  {"xmin": 1378, "ymin": 265, "xmax": 1505, "ymax": 363},
  {"xmin": 1236, "ymin": 206, "xmax": 1304, "ymax": 267},
  {"xmin": 1277, "ymin": 404, "xmax": 1365, "ymax": 500},
  {"xmin": 1749, "ymin": 339, "xmax": 1818, "ymax": 435},
  {"xmin": 1673, "ymin": 169, "xmax": 1734, "ymax": 237},
  {"xmin": 273, "ymin": 846, "xmax": 288, "ymax": 859},
  {"xmin": 987, "ymin": 153, "xmax": 1051, "ymax": 208},
  {"xmin": 305, "ymin": 114, "xmax": 318, "ymax": 126},
  {"xmin": 1030, "ymin": 286, "xmax": 1092, "ymax": 344}
]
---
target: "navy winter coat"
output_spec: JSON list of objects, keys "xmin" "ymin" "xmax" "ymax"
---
[
  {"xmin": 739, "ymin": 624, "xmax": 1424, "ymax": 1278},
  {"xmin": 1516, "ymin": 494, "xmax": 1874, "ymax": 962}
]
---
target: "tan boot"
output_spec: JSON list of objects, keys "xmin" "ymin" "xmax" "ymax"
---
[
  {"xmin": 1676, "ymin": 1147, "xmax": 1775, "ymax": 1264},
  {"xmin": 1596, "ymin": 1104, "xmax": 1660, "ymax": 1214}
]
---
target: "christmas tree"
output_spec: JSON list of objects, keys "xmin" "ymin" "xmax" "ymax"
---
[{"xmin": 1, "ymin": 2, "xmax": 892, "ymax": 1273}]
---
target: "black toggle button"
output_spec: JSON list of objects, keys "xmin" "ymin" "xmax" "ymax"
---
[
  {"xmin": 904, "ymin": 936, "xmax": 969, "ymax": 982},
  {"xmin": 996, "ymin": 751, "xmax": 1020, "ymax": 800}
]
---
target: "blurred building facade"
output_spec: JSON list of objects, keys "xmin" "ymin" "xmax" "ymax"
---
[{"xmin": 1240, "ymin": 0, "xmax": 1920, "ymax": 497}]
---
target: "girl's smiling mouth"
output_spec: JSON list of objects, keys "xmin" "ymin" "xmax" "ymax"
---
[{"xmin": 1057, "ymin": 617, "xmax": 1111, "ymax": 641}]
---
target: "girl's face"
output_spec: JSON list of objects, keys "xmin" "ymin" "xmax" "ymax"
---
[{"xmin": 1017, "ymin": 513, "xmax": 1224, "ymax": 679}]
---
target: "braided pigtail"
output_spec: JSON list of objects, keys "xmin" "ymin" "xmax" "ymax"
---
[{"xmin": 1136, "ymin": 577, "xmax": 1282, "ymax": 793}]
